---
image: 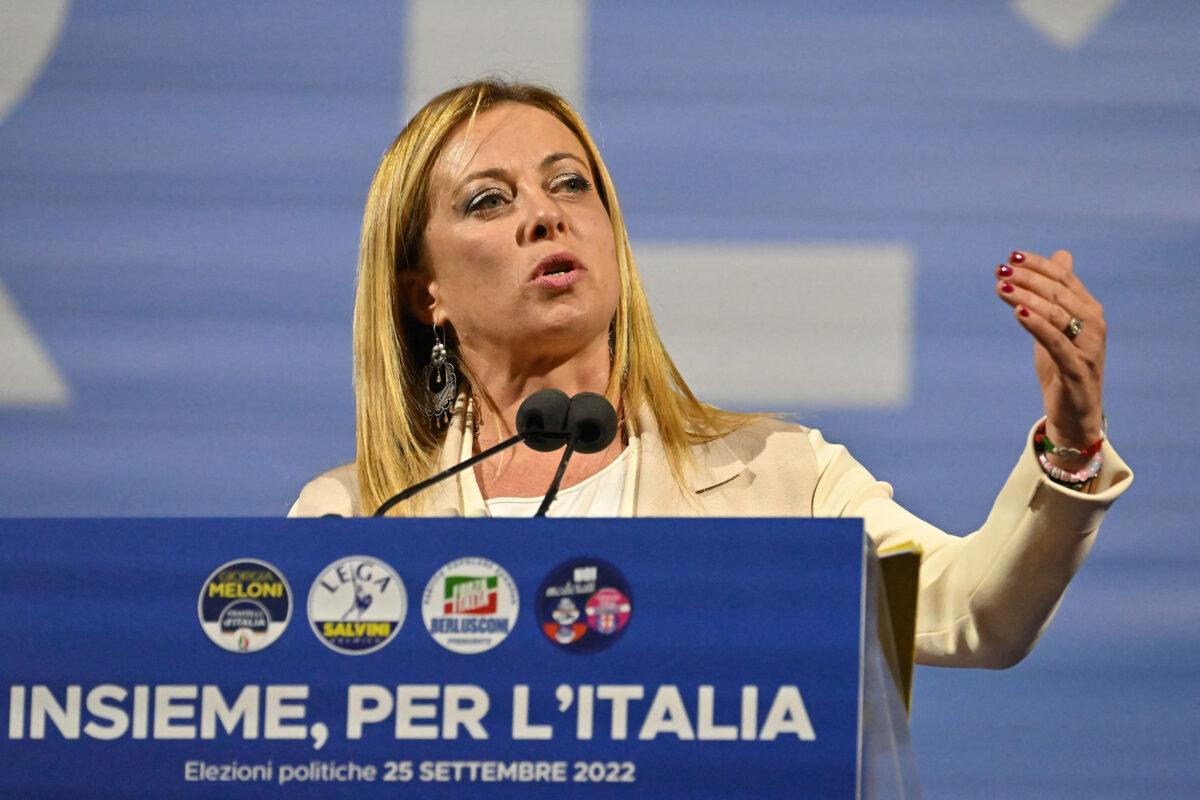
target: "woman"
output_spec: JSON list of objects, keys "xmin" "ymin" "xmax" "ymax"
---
[{"xmin": 290, "ymin": 79, "xmax": 1132, "ymax": 668}]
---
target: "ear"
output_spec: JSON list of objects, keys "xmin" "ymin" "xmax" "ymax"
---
[{"xmin": 398, "ymin": 270, "xmax": 443, "ymax": 327}]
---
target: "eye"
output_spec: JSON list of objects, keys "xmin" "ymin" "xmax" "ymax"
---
[
  {"xmin": 465, "ymin": 188, "xmax": 507, "ymax": 215},
  {"xmin": 553, "ymin": 173, "xmax": 593, "ymax": 194}
]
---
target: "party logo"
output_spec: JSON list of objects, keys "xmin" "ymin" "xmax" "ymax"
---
[
  {"xmin": 198, "ymin": 558, "xmax": 291, "ymax": 653},
  {"xmin": 422, "ymin": 557, "xmax": 519, "ymax": 654},
  {"xmin": 536, "ymin": 557, "xmax": 633, "ymax": 653},
  {"xmin": 307, "ymin": 555, "xmax": 407, "ymax": 655}
]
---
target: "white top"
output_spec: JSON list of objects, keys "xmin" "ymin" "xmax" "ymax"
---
[
  {"xmin": 484, "ymin": 446, "xmax": 633, "ymax": 518},
  {"xmin": 458, "ymin": 397, "xmax": 640, "ymax": 518}
]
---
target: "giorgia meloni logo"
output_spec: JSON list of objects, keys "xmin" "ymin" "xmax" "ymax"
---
[
  {"xmin": 197, "ymin": 558, "xmax": 292, "ymax": 653},
  {"xmin": 421, "ymin": 557, "xmax": 519, "ymax": 655},
  {"xmin": 307, "ymin": 555, "xmax": 407, "ymax": 655}
]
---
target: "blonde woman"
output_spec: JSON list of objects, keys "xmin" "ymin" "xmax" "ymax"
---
[{"xmin": 290, "ymin": 80, "xmax": 1131, "ymax": 668}]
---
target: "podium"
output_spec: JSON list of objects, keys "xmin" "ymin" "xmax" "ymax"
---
[{"xmin": 0, "ymin": 518, "xmax": 919, "ymax": 798}]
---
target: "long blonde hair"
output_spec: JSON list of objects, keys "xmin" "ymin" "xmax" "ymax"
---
[{"xmin": 354, "ymin": 78, "xmax": 756, "ymax": 515}]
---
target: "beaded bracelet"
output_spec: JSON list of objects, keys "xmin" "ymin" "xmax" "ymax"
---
[
  {"xmin": 1034, "ymin": 417, "xmax": 1107, "ymax": 459},
  {"xmin": 1037, "ymin": 450, "xmax": 1104, "ymax": 490},
  {"xmin": 1034, "ymin": 419, "xmax": 1106, "ymax": 490}
]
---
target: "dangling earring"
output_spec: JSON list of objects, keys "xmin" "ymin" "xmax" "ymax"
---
[{"xmin": 423, "ymin": 324, "xmax": 457, "ymax": 430}]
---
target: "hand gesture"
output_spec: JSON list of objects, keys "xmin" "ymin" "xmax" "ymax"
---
[{"xmin": 995, "ymin": 249, "xmax": 1106, "ymax": 462}]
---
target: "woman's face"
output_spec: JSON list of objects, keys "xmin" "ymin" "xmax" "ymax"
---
[{"xmin": 418, "ymin": 103, "xmax": 620, "ymax": 366}]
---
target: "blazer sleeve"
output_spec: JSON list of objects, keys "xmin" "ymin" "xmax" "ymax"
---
[{"xmin": 810, "ymin": 420, "xmax": 1133, "ymax": 669}]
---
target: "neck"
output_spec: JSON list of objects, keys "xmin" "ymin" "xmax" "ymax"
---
[{"xmin": 460, "ymin": 334, "xmax": 613, "ymax": 448}]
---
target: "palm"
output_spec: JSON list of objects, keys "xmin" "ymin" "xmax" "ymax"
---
[{"xmin": 996, "ymin": 249, "xmax": 1106, "ymax": 449}]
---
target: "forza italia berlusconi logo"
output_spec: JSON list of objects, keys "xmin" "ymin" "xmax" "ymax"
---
[
  {"xmin": 422, "ymin": 557, "xmax": 519, "ymax": 655},
  {"xmin": 307, "ymin": 555, "xmax": 407, "ymax": 655}
]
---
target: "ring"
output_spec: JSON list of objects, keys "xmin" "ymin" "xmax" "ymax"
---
[{"xmin": 1065, "ymin": 316, "xmax": 1084, "ymax": 340}]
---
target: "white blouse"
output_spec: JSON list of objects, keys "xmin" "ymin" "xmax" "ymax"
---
[
  {"xmin": 483, "ymin": 446, "xmax": 633, "ymax": 518},
  {"xmin": 457, "ymin": 397, "xmax": 640, "ymax": 518}
]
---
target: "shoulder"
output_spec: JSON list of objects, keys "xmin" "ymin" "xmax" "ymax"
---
[
  {"xmin": 712, "ymin": 415, "xmax": 825, "ymax": 490},
  {"xmin": 287, "ymin": 463, "xmax": 361, "ymax": 517},
  {"xmin": 674, "ymin": 414, "xmax": 829, "ymax": 516},
  {"xmin": 712, "ymin": 414, "xmax": 822, "ymax": 467},
  {"xmin": 719, "ymin": 414, "xmax": 866, "ymax": 491}
]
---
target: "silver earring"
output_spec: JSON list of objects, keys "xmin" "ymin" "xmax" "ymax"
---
[{"xmin": 423, "ymin": 325, "xmax": 457, "ymax": 429}]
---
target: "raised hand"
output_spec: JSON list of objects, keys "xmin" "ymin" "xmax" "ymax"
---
[{"xmin": 995, "ymin": 249, "xmax": 1106, "ymax": 466}]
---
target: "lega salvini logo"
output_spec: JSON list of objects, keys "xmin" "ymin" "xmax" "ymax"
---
[{"xmin": 307, "ymin": 556, "xmax": 408, "ymax": 655}]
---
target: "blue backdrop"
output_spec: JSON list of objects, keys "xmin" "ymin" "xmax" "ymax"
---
[{"xmin": 1, "ymin": 2, "xmax": 1196, "ymax": 797}]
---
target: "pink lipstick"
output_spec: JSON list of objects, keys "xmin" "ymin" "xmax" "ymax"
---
[{"xmin": 530, "ymin": 251, "xmax": 584, "ymax": 289}]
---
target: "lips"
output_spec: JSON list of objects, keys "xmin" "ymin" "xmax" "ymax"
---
[
  {"xmin": 530, "ymin": 251, "xmax": 585, "ymax": 282},
  {"xmin": 530, "ymin": 252, "xmax": 585, "ymax": 291}
]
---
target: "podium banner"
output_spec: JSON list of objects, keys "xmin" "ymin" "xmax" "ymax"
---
[{"xmin": 0, "ymin": 518, "xmax": 870, "ymax": 798}]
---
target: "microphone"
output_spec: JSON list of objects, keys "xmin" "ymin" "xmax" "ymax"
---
[
  {"xmin": 534, "ymin": 392, "xmax": 619, "ymax": 517},
  {"xmin": 517, "ymin": 389, "xmax": 572, "ymax": 453},
  {"xmin": 372, "ymin": 389, "xmax": 570, "ymax": 516}
]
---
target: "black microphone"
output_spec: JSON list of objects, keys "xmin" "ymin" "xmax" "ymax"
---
[
  {"xmin": 516, "ymin": 389, "xmax": 572, "ymax": 453},
  {"xmin": 534, "ymin": 392, "xmax": 619, "ymax": 517},
  {"xmin": 372, "ymin": 389, "xmax": 570, "ymax": 516}
]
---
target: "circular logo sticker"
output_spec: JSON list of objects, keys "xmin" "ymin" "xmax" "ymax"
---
[
  {"xmin": 422, "ymin": 557, "xmax": 519, "ymax": 655},
  {"xmin": 308, "ymin": 555, "xmax": 407, "ymax": 655},
  {"xmin": 198, "ymin": 558, "xmax": 292, "ymax": 653},
  {"xmin": 536, "ymin": 557, "xmax": 633, "ymax": 653}
]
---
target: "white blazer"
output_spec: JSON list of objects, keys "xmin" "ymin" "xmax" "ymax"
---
[{"xmin": 289, "ymin": 403, "xmax": 1133, "ymax": 669}]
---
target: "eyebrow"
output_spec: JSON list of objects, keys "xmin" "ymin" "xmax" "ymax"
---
[{"xmin": 455, "ymin": 152, "xmax": 589, "ymax": 191}]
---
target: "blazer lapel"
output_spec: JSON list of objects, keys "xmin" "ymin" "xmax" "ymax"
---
[
  {"xmin": 633, "ymin": 404, "xmax": 747, "ymax": 516},
  {"xmin": 424, "ymin": 394, "xmax": 469, "ymax": 517}
]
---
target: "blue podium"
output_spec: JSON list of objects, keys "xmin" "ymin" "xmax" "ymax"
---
[{"xmin": 0, "ymin": 518, "xmax": 918, "ymax": 798}]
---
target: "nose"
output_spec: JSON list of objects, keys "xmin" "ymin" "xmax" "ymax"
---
[{"xmin": 520, "ymin": 191, "xmax": 567, "ymax": 244}]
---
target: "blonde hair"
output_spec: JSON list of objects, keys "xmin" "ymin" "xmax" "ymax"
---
[{"xmin": 354, "ymin": 78, "xmax": 757, "ymax": 515}]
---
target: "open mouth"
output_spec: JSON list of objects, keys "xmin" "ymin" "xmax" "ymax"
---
[{"xmin": 532, "ymin": 252, "xmax": 583, "ymax": 281}]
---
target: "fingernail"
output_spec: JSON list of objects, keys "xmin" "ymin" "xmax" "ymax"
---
[
  {"xmin": 1010, "ymin": 251, "xmax": 1025, "ymax": 264},
  {"xmin": 997, "ymin": 264, "xmax": 1013, "ymax": 278},
  {"xmin": 1001, "ymin": 281, "xmax": 1014, "ymax": 293},
  {"xmin": 1018, "ymin": 306, "xmax": 1030, "ymax": 317}
]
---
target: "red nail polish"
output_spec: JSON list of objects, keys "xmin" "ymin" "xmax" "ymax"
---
[
  {"xmin": 1002, "ymin": 281, "xmax": 1014, "ymax": 293},
  {"xmin": 997, "ymin": 264, "xmax": 1013, "ymax": 278},
  {"xmin": 1018, "ymin": 306, "xmax": 1030, "ymax": 317},
  {"xmin": 1010, "ymin": 251, "xmax": 1025, "ymax": 264}
]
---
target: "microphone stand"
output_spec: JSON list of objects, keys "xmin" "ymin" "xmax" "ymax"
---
[
  {"xmin": 533, "ymin": 441, "xmax": 577, "ymax": 518},
  {"xmin": 372, "ymin": 431, "xmax": 567, "ymax": 517}
]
